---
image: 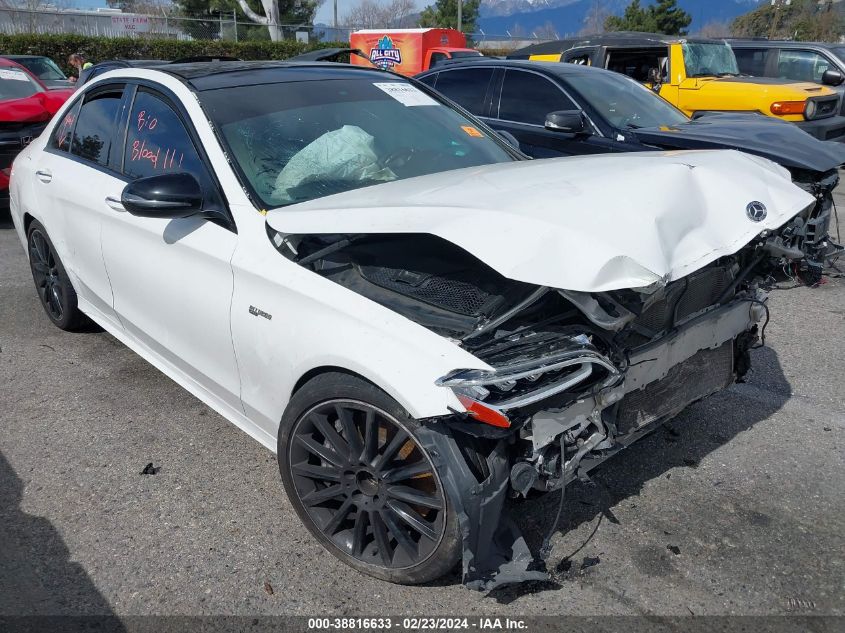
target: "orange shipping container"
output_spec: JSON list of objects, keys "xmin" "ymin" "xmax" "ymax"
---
[{"xmin": 349, "ymin": 28, "xmax": 479, "ymax": 76}]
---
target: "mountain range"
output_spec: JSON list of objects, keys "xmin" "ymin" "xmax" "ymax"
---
[{"xmin": 477, "ymin": 0, "xmax": 766, "ymax": 37}]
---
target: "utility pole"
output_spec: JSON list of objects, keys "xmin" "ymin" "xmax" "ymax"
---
[
  {"xmin": 333, "ymin": 0, "xmax": 337, "ymax": 29},
  {"xmin": 768, "ymin": 0, "xmax": 791, "ymax": 40},
  {"xmin": 457, "ymin": 0, "xmax": 462, "ymax": 34}
]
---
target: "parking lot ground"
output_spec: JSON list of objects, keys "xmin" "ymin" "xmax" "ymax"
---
[{"xmin": 0, "ymin": 190, "xmax": 843, "ymax": 619}]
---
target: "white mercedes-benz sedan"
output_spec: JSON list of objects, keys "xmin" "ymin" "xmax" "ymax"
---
[{"xmin": 8, "ymin": 60, "xmax": 814, "ymax": 590}]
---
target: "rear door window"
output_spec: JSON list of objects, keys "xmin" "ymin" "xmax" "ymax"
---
[
  {"xmin": 50, "ymin": 99, "xmax": 82, "ymax": 152},
  {"xmin": 71, "ymin": 88, "xmax": 124, "ymax": 168},
  {"xmin": 428, "ymin": 68, "xmax": 495, "ymax": 116},
  {"xmin": 733, "ymin": 48, "xmax": 768, "ymax": 76},
  {"xmin": 497, "ymin": 70, "xmax": 576, "ymax": 125}
]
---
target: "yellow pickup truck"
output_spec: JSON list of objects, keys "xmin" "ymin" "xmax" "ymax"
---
[{"xmin": 509, "ymin": 32, "xmax": 845, "ymax": 141}]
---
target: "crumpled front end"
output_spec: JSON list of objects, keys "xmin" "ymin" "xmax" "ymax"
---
[
  {"xmin": 425, "ymin": 256, "xmax": 768, "ymax": 590},
  {"xmin": 266, "ymin": 149, "xmax": 815, "ymax": 590},
  {"xmin": 785, "ymin": 169, "xmax": 843, "ymax": 284}
]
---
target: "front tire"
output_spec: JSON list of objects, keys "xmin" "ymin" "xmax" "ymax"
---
[
  {"xmin": 27, "ymin": 220, "xmax": 90, "ymax": 331},
  {"xmin": 278, "ymin": 372, "xmax": 461, "ymax": 584}
]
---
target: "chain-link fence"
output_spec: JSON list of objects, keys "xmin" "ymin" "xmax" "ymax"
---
[
  {"xmin": 0, "ymin": 8, "xmax": 354, "ymax": 43},
  {"xmin": 0, "ymin": 7, "xmax": 548, "ymax": 47}
]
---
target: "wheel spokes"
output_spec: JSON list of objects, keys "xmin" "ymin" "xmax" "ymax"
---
[
  {"xmin": 381, "ymin": 461, "xmax": 431, "ymax": 484},
  {"xmin": 310, "ymin": 412, "xmax": 349, "ymax": 459},
  {"xmin": 387, "ymin": 500, "xmax": 439, "ymax": 542},
  {"xmin": 385, "ymin": 484, "xmax": 443, "ymax": 509},
  {"xmin": 291, "ymin": 461, "xmax": 341, "ymax": 482},
  {"xmin": 360, "ymin": 410, "xmax": 378, "ymax": 463},
  {"xmin": 323, "ymin": 497, "xmax": 354, "ymax": 535},
  {"xmin": 371, "ymin": 429, "xmax": 408, "ymax": 471},
  {"xmin": 379, "ymin": 508, "xmax": 417, "ymax": 558},
  {"xmin": 369, "ymin": 510, "xmax": 394, "ymax": 566},
  {"xmin": 295, "ymin": 434, "xmax": 345, "ymax": 468},
  {"xmin": 301, "ymin": 483, "xmax": 345, "ymax": 506},
  {"xmin": 350, "ymin": 509, "xmax": 369, "ymax": 556},
  {"xmin": 336, "ymin": 405, "xmax": 363, "ymax": 458}
]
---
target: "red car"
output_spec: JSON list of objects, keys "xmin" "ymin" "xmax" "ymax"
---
[{"xmin": 1, "ymin": 58, "xmax": 73, "ymax": 207}]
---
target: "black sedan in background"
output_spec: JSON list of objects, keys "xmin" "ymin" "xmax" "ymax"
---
[{"xmin": 416, "ymin": 59, "xmax": 845, "ymax": 281}]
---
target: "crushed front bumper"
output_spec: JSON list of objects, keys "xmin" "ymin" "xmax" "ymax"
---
[{"xmin": 424, "ymin": 295, "xmax": 766, "ymax": 591}]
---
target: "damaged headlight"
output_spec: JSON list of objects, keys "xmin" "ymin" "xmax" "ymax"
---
[{"xmin": 437, "ymin": 344, "xmax": 621, "ymax": 424}]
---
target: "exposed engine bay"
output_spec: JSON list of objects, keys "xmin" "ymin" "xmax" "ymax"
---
[{"xmin": 271, "ymin": 227, "xmax": 783, "ymax": 589}]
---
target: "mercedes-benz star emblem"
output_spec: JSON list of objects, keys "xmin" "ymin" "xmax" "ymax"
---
[{"xmin": 746, "ymin": 201, "xmax": 767, "ymax": 222}]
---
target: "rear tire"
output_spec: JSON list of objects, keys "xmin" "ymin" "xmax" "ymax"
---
[
  {"xmin": 278, "ymin": 372, "xmax": 461, "ymax": 584},
  {"xmin": 27, "ymin": 220, "xmax": 90, "ymax": 331}
]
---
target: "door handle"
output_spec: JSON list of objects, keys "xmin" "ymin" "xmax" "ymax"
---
[
  {"xmin": 104, "ymin": 196, "xmax": 125, "ymax": 212},
  {"xmin": 35, "ymin": 169, "xmax": 52, "ymax": 183}
]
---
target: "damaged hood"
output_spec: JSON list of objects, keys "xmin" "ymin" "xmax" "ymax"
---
[
  {"xmin": 267, "ymin": 149, "xmax": 815, "ymax": 292},
  {"xmin": 630, "ymin": 114, "xmax": 845, "ymax": 173}
]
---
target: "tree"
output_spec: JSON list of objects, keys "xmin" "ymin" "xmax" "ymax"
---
[
  {"xmin": 695, "ymin": 19, "xmax": 731, "ymax": 39},
  {"xmin": 418, "ymin": 0, "xmax": 481, "ymax": 36},
  {"xmin": 650, "ymin": 0, "xmax": 691, "ymax": 35},
  {"xmin": 604, "ymin": 0, "xmax": 691, "ymax": 36},
  {"xmin": 732, "ymin": 0, "xmax": 843, "ymax": 41},
  {"xmin": 234, "ymin": 0, "xmax": 320, "ymax": 41},
  {"xmin": 342, "ymin": 0, "xmax": 415, "ymax": 28},
  {"xmin": 533, "ymin": 21, "xmax": 558, "ymax": 40},
  {"xmin": 173, "ymin": 0, "xmax": 320, "ymax": 41},
  {"xmin": 580, "ymin": 0, "xmax": 610, "ymax": 35}
]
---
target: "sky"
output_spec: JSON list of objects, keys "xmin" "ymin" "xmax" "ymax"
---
[{"xmin": 64, "ymin": 0, "xmax": 426, "ymax": 26}]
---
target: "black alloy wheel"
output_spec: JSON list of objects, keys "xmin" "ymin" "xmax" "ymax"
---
[
  {"xmin": 29, "ymin": 228, "xmax": 64, "ymax": 322},
  {"xmin": 26, "ymin": 220, "xmax": 89, "ymax": 331},
  {"xmin": 288, "ymin": 399, "xmax": 447, "ymax": 569}
]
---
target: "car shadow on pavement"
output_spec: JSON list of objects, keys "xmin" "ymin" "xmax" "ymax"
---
[
  {"xmin": 0, "ymin": 450, "xmax": 125, "ymax": 624},
  {"xmin": 487, "ymin": 345, "xmax": 792, "ymax": 603}
]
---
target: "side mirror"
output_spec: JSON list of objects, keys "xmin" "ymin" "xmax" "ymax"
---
[
  {"xmin": 121, "ymin": 173, "xmax": 203, "ymax": 219},
  {"xmin": 822, "ymin": 69, "xmax": 844, "ymax": 86},
  {"xmin": 544, "ymin": 110, "xmax": 589, "ymax": 135}
]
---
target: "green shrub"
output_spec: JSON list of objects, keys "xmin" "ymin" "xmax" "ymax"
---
[
  {"xmin": 0, "ymin": 33, "xmax": 349, "ymax": 75},
  {"xmin": 0, "ymin": 33, "xmax": 509, "ymax": 75}
]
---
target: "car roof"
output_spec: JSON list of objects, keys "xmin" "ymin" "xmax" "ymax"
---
[
  {"xmin": 510, "ymin": 31, "xmax": 723, "ymax": 57},
  {"xmin": 2, "ymin": 55, "xmax": 49, "ymax": 60},
  {"xmin": 93, "ymin": 59, "xmax": 168, "ymax": 67},
  {"xmin": 417, "ymin": 58, "xmax": 604, "ymax": 79},
  {"xmin": 728, "ymin": 39, "xmax": 841, "ymax": 50},
  {"xmin": 139, "ymin": 60, "xmax": 398, "ymax": 91}
]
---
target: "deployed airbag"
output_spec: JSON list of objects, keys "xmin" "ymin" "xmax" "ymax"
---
[{"xmin": 272, "ymin": 125, "xmax": 396, "ymax": 203}]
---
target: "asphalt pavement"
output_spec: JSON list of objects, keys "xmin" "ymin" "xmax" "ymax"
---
[{"xmin": 0, "ymin": 186, "xmax": 842, "ymax": 619}]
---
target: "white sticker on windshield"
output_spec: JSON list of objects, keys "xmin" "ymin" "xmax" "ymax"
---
[
  {"xmin": 373, "ymin": 82, "xmax": 438, "ymax": 107},
  {"xmin": 0, "ymin": 69, "xmax": 29, "ymax": 81}
]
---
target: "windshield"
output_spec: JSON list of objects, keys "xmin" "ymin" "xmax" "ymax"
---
[
  {"xmin": 832, "ymin": 47, "xmax": 845, "ymax": 65},
  {"xmin": 566, "ymin": 71, "xmax": 689, "ymax": 129},
  {"xmin": 683, "ymin": 42, "xmax": 739, "ymax": 77},
  {"xmin": 449, "ymin": 51, "xmax": 483, "ymax": 58},
  {"xmin": 0, "ymin": 66, "xmax": 42, "ymax": 101},
  {"xmin": 201, "ymin": 77, "xmax": 515, "ymax": 208},
  {"xmin": 18, "ymin": 57, "xmax": 67, "ymax": 81}
]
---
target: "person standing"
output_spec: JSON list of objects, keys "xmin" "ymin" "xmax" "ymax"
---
[{"xmin": 67, "ymin": 53, "xmax": 93, "ymax": 83}]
